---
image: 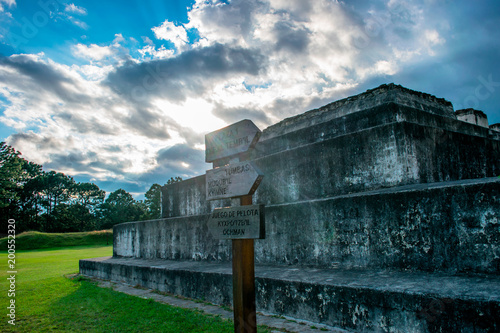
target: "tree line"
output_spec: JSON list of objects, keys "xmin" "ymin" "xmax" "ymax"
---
[{"xmin": 1, "ymin": 142, "xmax": 179, "ymax": 233}]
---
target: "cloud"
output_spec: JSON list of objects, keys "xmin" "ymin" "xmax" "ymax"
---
[
  {"xmin": 273, "ymin": 21, "xmax": 310, "ymax": 53},
  {"xmin": 211, "ymin": 102, "xmax": 271, "ymax": 128},
  {"xmin": 52, "ymin": 4, "xmax": 89, "ymax": 29},
  {"xmin": 0, "ymin": 0, "xmax": 15, "ymax": 12},
  {"xmin": 152, "ymin": 21, "xmax": 189, "ymax": 51},
  {"xmin": 9, "ymin": 131, "xmax": 63, "ymax": 151},
  {"xmin": 54, "ymin": 112, "xmax": 117, "ymax": 135},
  {"xmin": 104, "ymin": 43, "xmax": 266, "ymax": 105},
  {"xmin": 187, "ymin": 0, "xmax": 261, "ymax": 45},
  {"xmin": 142, "ymin": 36, "xmax": 154, "ymax": 45},
  {"xmin": 120, "ymin": 107, "xmax": 172, "ymax": 140},
  {"xmin": 68, "ymin": 18, "xmax": 89, "ymax": 30},
  {"xmin": 138, "ymin": 45, "xmax": 175, "ymax": 60},
  {"xmin": 139, "ymin": 143, "xmax": 206, "ymax": 184},
  {"xmin": 65, "ymin": 3, "xmax": 87, "ymax": 15},
  {"xmin": 1, "ymin": 0, "xmax": 499, "ymax": 199},
  {"xmin": 157, "ymin": 144, "xmax": 204, "ymax": 166},
  {"xmin": 0, "ymin": 54, "xmax": 84, "ymax": 103},
  {"xmin": 73, "ymin": 43, "xmax": 114, "ymax": 61}
]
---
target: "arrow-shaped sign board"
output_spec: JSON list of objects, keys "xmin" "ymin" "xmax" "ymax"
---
[
  {"xmin": 206, "ymin": 161, "xmax": 264, "ymax": 201},
  {"xmin": 205, "ymin": 119, "xmax": 261, "ymax": 162}
]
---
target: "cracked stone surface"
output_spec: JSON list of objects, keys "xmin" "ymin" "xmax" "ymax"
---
[{"xmin": 92, "ymin": 277, "xmax": 351, "ymax": 333}]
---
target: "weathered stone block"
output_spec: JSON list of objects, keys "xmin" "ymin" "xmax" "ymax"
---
[
  {"xmin": 162, "ymin": 99, "xmax": 500, "ymax": 218},
  {"xmin": 121, "ymin": 178, "xmax": 500, "ymax": 274},
  {"xmin": 80, "ymin": 257, "xmax": 500, "ymax": 332},
  {"xmin": 456, "ymin": 108, "xmax": 489, "ymax": 128}
]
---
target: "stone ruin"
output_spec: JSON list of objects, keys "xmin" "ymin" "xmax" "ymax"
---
[{"xmin": 80, "ymin": 83, "xmax": 500, "ymax": 332}]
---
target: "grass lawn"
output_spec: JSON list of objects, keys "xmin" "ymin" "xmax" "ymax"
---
[
  {"xmin": 0, "ymin": 245, "xmax": 252, "ymax": 332},
  {"xmin": 0, "ymin": 230, "xmax": 113, "ymax": 250}
]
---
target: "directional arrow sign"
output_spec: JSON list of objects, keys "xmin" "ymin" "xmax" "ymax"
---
[
  {"xmin": 205, "ymin": 119, "xmax": 261, "ymax": 162},
  {"xmin": 206, "ymin": 161, "xmax": 264, "ymax": 201}
]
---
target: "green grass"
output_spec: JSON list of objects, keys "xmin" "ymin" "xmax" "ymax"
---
[
  {"xmin": 0, "ymin": 230, "xmax": 113, "ymax": 250},
  {"xmin": 0, "ymin": 246, "xmax": 267, "ymax": 332}
]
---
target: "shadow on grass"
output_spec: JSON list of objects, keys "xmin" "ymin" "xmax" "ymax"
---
[{"xmin": 46, "ymin": 277, "xmax": 235, "ymax": 333}]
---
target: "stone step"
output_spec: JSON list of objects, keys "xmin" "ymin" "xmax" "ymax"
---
[{"xmin": 80, "ymin": 257, "xmax": 500, "ymax": 332}]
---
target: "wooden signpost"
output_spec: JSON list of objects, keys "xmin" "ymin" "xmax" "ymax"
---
[
  {"xmin": 205, "ymin": 119, "xmax": 261, "ymax": 162},
  {"xmin": 208, "ymin": 205, "xmax": 265, "ymax": 239},
  {"xmin": 206, "ymin": 161, "xmax": 264, "ymax": 201},
  {"xmin": 205, "ymin": 119, "xmax": 264, "ymax": 333}
]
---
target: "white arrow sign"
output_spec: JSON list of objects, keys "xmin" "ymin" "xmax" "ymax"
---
[
  {"xmin": 205, "ymin": 119, "xmax": 261, "ymax": 162},
  {"xmin": 206, "ymin": 161, "xmax": 264, "ymax": 201}
]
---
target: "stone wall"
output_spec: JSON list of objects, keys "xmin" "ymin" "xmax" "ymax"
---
[
  {"xmin": 456, "ymin": 108, "xmax": 489, "ymax": 128},
  {"xmin": 114, "ymin": 83, "xmax": 500, "ymax": 275},
  {"xmin": 162, "ymin": 105, "xmax": 500, "ymax": 217},
  {"xmin": 117, "ymin": 178, "xmax": 500, "ymax": 274}
]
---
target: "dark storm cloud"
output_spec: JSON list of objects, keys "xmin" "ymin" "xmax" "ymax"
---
[
  {"xmin": 176, "ymin": 126, "xmax": 205, "ymax": 147},
  {"xmin": 123, "ymin": 107, "xmax": 171, "ymax": 140},
  {"xmin": 392, "ymin": 58, "xmax": 500, "ymax": 122},
  {"xmin": 10, "ymin": 132, "xmax": 65, "ymax": 150},
  {"xmin": 212, "ymin": 102, "xmax": 271, "ymax": 128},
  {"xmin": 138, "ymin": 144, "xmax": 206, "ymax": 184},
  {"xmin": 44, "ymin": 151, "xmax": 96, "ymax": 173},
  {"xmin": 58, "ymin": 99, "xmax": 173, "ymax": 140},
  {"xmin": 70, "ymin": 173, "xmax": 146, "ymax": 198},
  {"xmin": 0, "ymin": 55, "xmax": 84, "ymax": 103},
  {"xmin": 44, "ymin": 149, "xmax": 134, "ymax": 176},
  {"xmin": 156, "ymin": 144, "xmax": 204, "ymax": 165},
  {"xmin": 104, "ymin": 43, "xmax": 266, "ymax": 105},
  {"xmin": 265, "ymin": 96, "xmax": 307, "ymax": 120},
  {"xmin": 369, "ymin": 1, "xmax": 500, "ymax": 124},
  {"xmin": 273, "ymin": 21, "xmax": 310, "ymax": 53},
  {"xmin": 56, "ymin": 112, "xmax": 117, "ymax": 135}
]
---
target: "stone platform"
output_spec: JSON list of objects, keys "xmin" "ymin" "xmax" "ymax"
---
[
  {"xmin": 80, "ymin": 256, "xmax": 500, "ymax": 332},
  {"xmin": 81, "ymin": 84, "xmax": 500, "ymax": 332},
  {"xmin": 113, "ymin": 177, "xmax": 500, "ymax": 275}
]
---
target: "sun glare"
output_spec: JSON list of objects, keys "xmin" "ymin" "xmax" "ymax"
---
[{"xmin": 153, "ymin": 98, "xmax": 227, "ymax": 134}]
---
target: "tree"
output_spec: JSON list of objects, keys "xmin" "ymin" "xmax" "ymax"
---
[
  {"xmin": 143, "ymin": 183, "xmax": 162, "ymax": 220},
  {"xmin": 0, "ymin": 142, "xmax": 43, "ymax": 232},
  {"xmin": 74, "ymin": 182, "xmax": 105, "ymax": 209},
  {"xmin": 99, "ymin": 189, "xmax": 143, "ymax": 229},
  {"xmin": 166, "ymin": 176, "xmax": 182, "ymax": 185},
  {"xmin": 17, "ymin": 165, "xmax": 44, "ymax": 231},
  {"xmin": 1, "ymin": 142, "xmax": 156, "ymax": 232},
  {"xmin": 40, "ymin": 171, "xmax": 74, "ymax": 213},
  {"xmin": 0, "ymin": 142, "xmax": 23, "ymax": 209},
  {"xmin": 48, "ymin": 203, "xmax": 96, "ymax": 232},
  {"xmin": 64, "ymin": 182, "xmax": 105, "ymax": 231},
  {"xmin": 38, "ymin": 171, "xmax": 76, "ymax": 231}
]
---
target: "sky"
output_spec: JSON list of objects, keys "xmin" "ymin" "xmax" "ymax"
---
[{"xmin": 0, "ymin": 0, "xmax": 499, "ymax": 198}]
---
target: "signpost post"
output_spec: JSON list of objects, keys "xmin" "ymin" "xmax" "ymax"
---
[
  {"xmin": 205, "ymin": 119, "xmax": 264, "ymax": 333},
  {"xmin": 233, "ymin": 195, "xmax": 257, "ymax": 333}
]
